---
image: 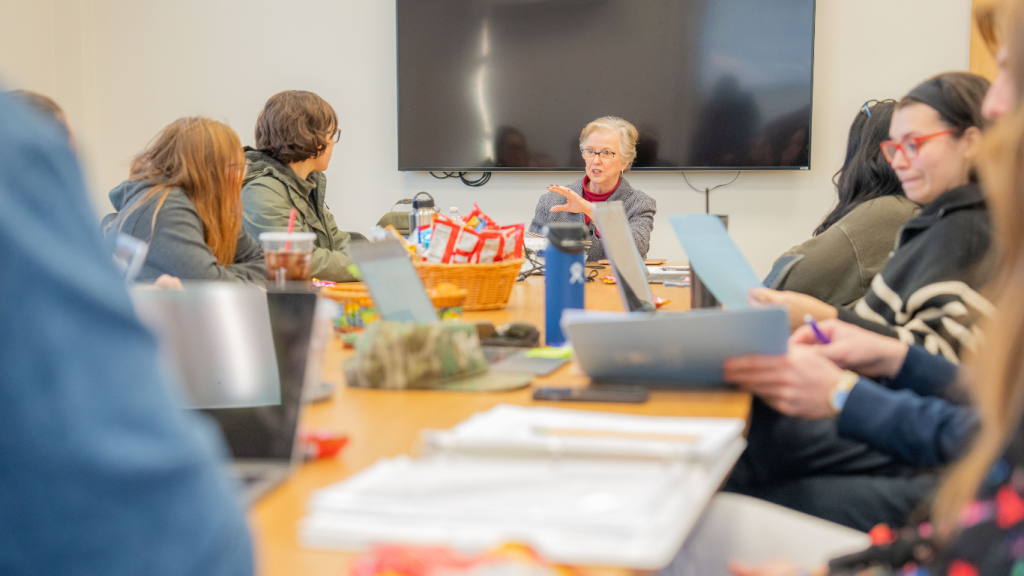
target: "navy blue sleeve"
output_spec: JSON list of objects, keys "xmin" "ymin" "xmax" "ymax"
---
[
  {"xmin": 884, "ymin": 344, "xmax": 960, "ymax": 397},
  {"xmin": 837, "ymin": 377, "xmax": 978, "ymax": 467},
  {"xmin": 0, "ymin": 93, "xmax": 253, "ymax": 575}
]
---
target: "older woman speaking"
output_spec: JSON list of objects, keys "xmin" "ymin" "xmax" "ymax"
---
[{"xmin": 528, "ymin": 116, "xmax": 657, "ymax": 261}]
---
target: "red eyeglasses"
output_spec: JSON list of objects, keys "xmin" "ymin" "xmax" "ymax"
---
[{"xmin": 880, "ymin": 129, "xmax": 955, "ymax": 162}]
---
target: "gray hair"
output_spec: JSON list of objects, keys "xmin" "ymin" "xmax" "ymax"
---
[{"xmin": 578, "ymin": 116, "xmax": 639, "ymax": 171}]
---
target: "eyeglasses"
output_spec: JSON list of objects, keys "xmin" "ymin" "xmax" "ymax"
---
[
  {"xmin": 581, "ymin": 148, "xmax": 617, "ymax": 160},
  {"xmin": 880, "ymin": 129, "xmax": 955, "ymax": 162},
  {"xmin": 860, "ymin": 99, "xmax": 895, "ymax": 118}
]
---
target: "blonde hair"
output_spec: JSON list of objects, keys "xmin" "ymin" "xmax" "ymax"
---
[
  {"xmin": 579, "ymin": 116, "xmax": 639, "ymax": 170},
  {"xmin": 119, "ymin": 117, "xmax": 245, "ymax": 266},
  {"xmin": 933, "ymin": 0, "xmax": 1024, "ymax": 533}
]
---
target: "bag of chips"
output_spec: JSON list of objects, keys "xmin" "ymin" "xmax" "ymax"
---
[
  {"xmin": 449, "ymin": 226, "xmax": 482, "ymax": 263},
  {"xmin": 498, "ymin": 224, "xmax": 524, "ymax": 261},
  {"xmin": 423, "ymin": 214, "xmax": 461, "ymax": 263},
  {"xmin": 475, "ymin": 230, "xmax": 504, "ymax": 263},
  {"xmin": 464, "ymin": 203, "xmax": 499, "ymax": 232}
]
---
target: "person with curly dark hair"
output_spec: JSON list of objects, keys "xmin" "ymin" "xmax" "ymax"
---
[{"xmin": 241, "ymin": 90, "xmax": 357, "ymax": 282}]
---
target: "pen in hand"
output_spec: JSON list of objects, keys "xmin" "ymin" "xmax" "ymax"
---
[{"xmin": 804, "ymin": 314, "xmax": 831, "ymax": 344}]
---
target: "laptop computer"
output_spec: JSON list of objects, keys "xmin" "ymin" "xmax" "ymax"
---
[
  {"xmin": 349, "ymin": 239, "xmax": 439, "ymax": 324},
  {"xmin": 130, "ymin": 283, "xmax": 319, "ymax": 503},
  {"xmin": 592, "ymin": 201, "xmax": 657, "ymax": 312}
]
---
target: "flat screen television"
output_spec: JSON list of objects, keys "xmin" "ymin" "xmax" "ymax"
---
[{"xmin": 397, "ymin": 0, "xmax": 816, "ymax": 172}]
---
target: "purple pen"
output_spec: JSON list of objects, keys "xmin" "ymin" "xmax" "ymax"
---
[{"xmin": 803, "ymin": 314, "xmax": 831, "ymax": 344}]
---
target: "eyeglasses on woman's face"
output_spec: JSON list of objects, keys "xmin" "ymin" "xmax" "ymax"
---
[
  {"xmin": 581, "ymin": 148, "xmax": 617, "ymax": 160},
  {"xmin": 880, "ymin": 129, "xmax": 955, "ymax": 163}
]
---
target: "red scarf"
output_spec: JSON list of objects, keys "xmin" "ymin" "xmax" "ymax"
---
[{"xmin": 582, "ymin": 175, "xmax": 620, "ymax": 230}]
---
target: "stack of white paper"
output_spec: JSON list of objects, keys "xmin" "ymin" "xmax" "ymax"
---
[{"xmin": 300, "ymin": 405, "xmax": 746, "ymax": 568}]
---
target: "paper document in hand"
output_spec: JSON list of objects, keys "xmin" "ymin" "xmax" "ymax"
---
[
  {"xmin": 667, "ymin": 214, "xmax": 761, "ymax": 309},
  {"xmin": 422, "ymin": 404, "xmax": 744, "ymax": 460}
]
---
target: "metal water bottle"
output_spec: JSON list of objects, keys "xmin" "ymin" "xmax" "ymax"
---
[
  {"xmin": 544, "ymin": 223, "xmax": 587, "ymax": 346},
  {"xmin": 410, "ymin": 193, "xmax": 436, "ymax": 247}
]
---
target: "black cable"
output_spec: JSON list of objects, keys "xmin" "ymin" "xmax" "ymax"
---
[
  {"xmin": 428, "ymin": 171, "xmax": 492, "ymax": 187},
  {"xmin": 682, "ymin": 171, "xmax": 740, "ymax": 214},
  {"xmin": 459, "ymin": 171, "xmax": 491, "ymax": 187},
  {"xmin": 516, "ymin": 247, "xmax": 545, "ymax": 281},
  {"xmin": 681, "ymin": 171, "xmax": 741, "ymax": 194}
]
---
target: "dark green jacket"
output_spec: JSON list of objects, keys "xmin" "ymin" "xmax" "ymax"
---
[
  {"xmin": 775, "ymin": 195, "xmax": 919, "ymax": 307},
  {"xmin": 241, "ymin": 147, "xmax": 356, "ymax": 282}
]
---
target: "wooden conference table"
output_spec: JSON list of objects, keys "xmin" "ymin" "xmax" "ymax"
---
[{"xmin": 251, "ymin": 271, "xmax": 752, "ymax": 576}]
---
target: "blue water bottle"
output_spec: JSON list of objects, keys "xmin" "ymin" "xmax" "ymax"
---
[{"xmin": 544, "ymin": 223, "xmax": 587, "ymax": 345}]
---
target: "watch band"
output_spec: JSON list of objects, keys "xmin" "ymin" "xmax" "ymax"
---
[{"xmin": 829, "ymin": 370, "xmax": 859, "ymax": 416}]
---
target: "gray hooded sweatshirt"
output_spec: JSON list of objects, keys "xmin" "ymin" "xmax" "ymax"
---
[{"xmin": 106, "ymin": 180, "xmax": 266, "ymax": 284}]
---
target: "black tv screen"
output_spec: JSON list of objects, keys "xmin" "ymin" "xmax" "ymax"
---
[{"xmin": 397, "ymin": 0, "xmax": 816, "ymax": 172}]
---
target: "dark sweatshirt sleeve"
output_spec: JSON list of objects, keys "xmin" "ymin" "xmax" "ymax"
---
[
  {"xmin": 837, "ymin": 376, "xmax": 978, "ymax": 467},
  {"xmin": 885, "ymin": 344, "xmax": 959, "ymax": 397},
  {"xmin": 229, "ymin": 227, "xmax": 267, "ymax": 285},
  {"xmin": 836, "ymin": 307, "xmax": 901, "ymax": 339}
]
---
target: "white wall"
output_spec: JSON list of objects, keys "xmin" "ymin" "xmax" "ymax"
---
[{"xmin": 0, "ymin": 0, "xmax": 972, "ymax": 276}]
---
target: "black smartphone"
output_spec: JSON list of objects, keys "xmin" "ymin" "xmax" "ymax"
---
[{"xmin": 532, "ymin": 386, "xmax": 648, "ymax": 404}]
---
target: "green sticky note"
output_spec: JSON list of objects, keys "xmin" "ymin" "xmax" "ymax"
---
[{"xmin": 526, "ymin": 345, "xmax": 573, "ymax": 359}]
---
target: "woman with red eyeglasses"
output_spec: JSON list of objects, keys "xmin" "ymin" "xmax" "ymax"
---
[{"xmin": 751, "ymin": 72, "xmax": 992, "ymax": 364}]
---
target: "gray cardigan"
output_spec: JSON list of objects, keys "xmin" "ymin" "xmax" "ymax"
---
[
  {"xmin": 106, "ymin": 180, "xmax": 266, "ymax": 284},
  {"xmin": 528, "ymin": 176, "xmax": 656, "ymax": 261}
]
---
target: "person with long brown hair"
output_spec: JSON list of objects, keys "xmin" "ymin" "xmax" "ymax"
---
[{"xmin": 105, "ymin": 117, "xmax": 265, "ymax": 284}]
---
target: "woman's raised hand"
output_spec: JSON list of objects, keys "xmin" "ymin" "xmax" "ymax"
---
[{"xmin": 547, "ymin": 185, "xmax": 593, "ymax": 218}]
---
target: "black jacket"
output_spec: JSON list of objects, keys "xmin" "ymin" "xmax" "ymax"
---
[{"xmin": 837, "ymin": 183, "xmax": 993, "ymax": 362}]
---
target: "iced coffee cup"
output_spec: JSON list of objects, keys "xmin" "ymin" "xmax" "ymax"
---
[{"xmin": 259, "ymin": 232, "xmax": 315, "ymax": 287}]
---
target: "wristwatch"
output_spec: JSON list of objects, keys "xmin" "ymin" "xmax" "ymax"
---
[{"xmin": 829, "ymin": 370, "xmax": 860, "ymax": 416}]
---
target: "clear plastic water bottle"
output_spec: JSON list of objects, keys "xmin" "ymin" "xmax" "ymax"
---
[{"xmin": 448, "ymin": 206, "xmax": 463, "ymax": 226}]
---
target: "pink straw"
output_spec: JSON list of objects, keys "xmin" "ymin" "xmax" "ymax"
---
[{"xmin": 285, "ymin": 208, "xmax": 297, "ymax": 250}]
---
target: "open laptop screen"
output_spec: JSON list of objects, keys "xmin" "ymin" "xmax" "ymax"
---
[
  {"xmin": 131, "ymin": 285, "xmax": 317, "ymax": 462},
  {"xmin": 592, "ymin": 202, "xmax": 656, "ymax": 312},
  {"xmin": 203, "ymin": 290, "xmax": 318, "ymax": 460}
]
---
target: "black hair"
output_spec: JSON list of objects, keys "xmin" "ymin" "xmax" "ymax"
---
[{"xmin": 815, "ymin": 100, "xmax": 903, "ymax": 236}]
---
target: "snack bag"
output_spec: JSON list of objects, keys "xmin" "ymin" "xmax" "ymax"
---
[
  {"xmin": 464, "ymin": 203, "xmax": 499, "ymax": 232},
  {"xmin": 498, "ymin": 224, "xmax": 524, "ymax": 260},
  {"xmin": 449, "ymin": 226, "xmax": 482, "ymax": 263},
  {"xmin": 475, "ymin": 230, "xmax": 504, "ymax": 263},
  {"xmin": 423, "ymin": 214, "xmax": 461, "ymax": 263}
]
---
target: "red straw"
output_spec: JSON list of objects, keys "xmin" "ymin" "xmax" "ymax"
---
[{"xmin": 285, "ymin": 208, "xmax": 297, "ymax": 250}]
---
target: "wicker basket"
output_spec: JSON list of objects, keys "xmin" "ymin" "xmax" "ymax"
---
[
  {"xmin": 414, "ymin": 259, "xmax": 524, "ymax": 311},
  {"xmin": 320, "ymin": 283, "xmax": 468, "ymax": 332}
]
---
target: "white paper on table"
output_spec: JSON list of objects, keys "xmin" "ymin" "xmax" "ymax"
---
[{"xmin": 422, "ymin": 404, "xmax": 745, "ymax": 460}]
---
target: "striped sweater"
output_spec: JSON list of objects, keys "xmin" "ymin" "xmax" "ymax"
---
[
  {"xmin": 838, "ymin": 183, "xmax": 994, "ymax": 362},
  {"xmin": 528, "ymin": 176, "xmax": 656, "ymax": 261}
]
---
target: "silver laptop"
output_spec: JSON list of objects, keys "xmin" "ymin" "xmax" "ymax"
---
[
  {"xmin": 561, "ymin": 307, "xmax": 789, "ymax": 386},
  {"xmin": 349, "ymin": 240, "xmax": 439, "ymax": 323},
  {"xmin": 131, "ymin": 284, "xmax": 319, "ymax": 503},
  {"xmin": 592, "ymin": 201, "xmax": 657, "ymax": 312}
]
